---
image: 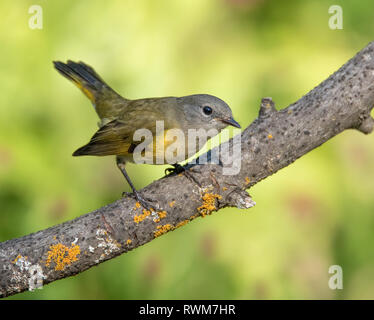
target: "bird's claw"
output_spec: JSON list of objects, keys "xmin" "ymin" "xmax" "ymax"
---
[
  {"xmin": 164, "ymin": 164, "xmax": 201, "ymax": 187},
  {"xmin": 164, "ymin": 163, "xmax": 185, "ymax": 176}
]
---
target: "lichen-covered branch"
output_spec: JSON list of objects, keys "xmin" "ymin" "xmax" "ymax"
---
[{"xmin": 1, "ymin": 42, "xmax": 374, "ymax": 298}]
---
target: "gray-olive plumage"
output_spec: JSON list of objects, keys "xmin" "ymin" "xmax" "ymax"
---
[{"xmin": 54, "ymin": 60, "xmax": 240, "ymax": 208}]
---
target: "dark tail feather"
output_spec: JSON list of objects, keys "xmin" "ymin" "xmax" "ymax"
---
[{"xmin": 53, "ymin": 60, "xmax": 109, "ymax": 103}]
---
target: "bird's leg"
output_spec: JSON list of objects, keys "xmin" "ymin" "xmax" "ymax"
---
[{"xmin": 116, "ymin": 156, "xmax": 155, "ymax": 211}]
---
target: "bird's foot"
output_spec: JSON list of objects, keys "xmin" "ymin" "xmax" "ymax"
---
[
  {"xmin": 165, "ymin": 163, "xmax": 201, "ymax": 187},
  {"xmin": 164, "ymin": 163, "xmax": 185, "ymax": 175}
]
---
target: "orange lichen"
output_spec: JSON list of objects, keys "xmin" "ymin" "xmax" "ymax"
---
[
  {"xmin": 133, "ymin": 202, "xmax": 141, "ymax": 210},
  {"xmin": 197, "ymin": 191, "xmax": 222, "ymax": 217},
  {"xmin": 158, "ymin": 210, "xmax": 167, "ymax": 219},
  {"xmin": 245, "ymin": 176, "xmax": 251, "ymax": 185},
  {"xmin": 153, "ymin": 219, "xmax": 191, "ymax": 238},
  {"xmin": 175, "ymin": 220, "xmax": 190, "ymax": 228},
  {"xmin": 267, "ymin": 134, "xmax": 273, "ymax": 139},
  {"xmin": 154, "ymin": 224, "xmax": 174, "ymax": 238},
  {"xmin": 12, "ymin": 254, "xmax": 23, "ymax": 264},
  {"xmin": 126, "ymin": 239, "xmax": 132, "ymax": 245},
  {"xmin": 153, "ymin": 210, "xmax": 168, "ymax": 223},
  {"xmin": 222, "ymin": 187, "xmax": 228, "ymax": 191},
  {"xmin": 169, "ymin": 201, "xmax": 176, "ymax": 208},
  {"xmin": 45, "ymin": 243, "xmax": 80, "ymax": 271},
  {"xmin": 134, "ymin": 209, "xmax": 152, "ymax": 224}
]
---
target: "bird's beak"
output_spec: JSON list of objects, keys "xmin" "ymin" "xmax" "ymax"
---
[{"xmin": 221, "ymin": 117, "xmax": 241, "ymax": 128}]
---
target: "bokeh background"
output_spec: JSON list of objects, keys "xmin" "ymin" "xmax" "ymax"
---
[{"xmin": 1, "ymin": 0, "xmax": 374, "ymax": 299}]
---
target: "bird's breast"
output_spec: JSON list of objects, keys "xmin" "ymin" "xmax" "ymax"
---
[{"xmin": 126, "ymin": 129, "xmax": 207, "ymax": 165}]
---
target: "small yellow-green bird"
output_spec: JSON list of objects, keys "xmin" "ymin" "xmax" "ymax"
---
[{"xmin": 54, "ymin": 60, "xmax": 240, "ymax": 208}]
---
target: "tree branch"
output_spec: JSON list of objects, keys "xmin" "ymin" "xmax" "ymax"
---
[{"xmin": 1, "ymin": 42, "xmax": 374, "ymax": 298}]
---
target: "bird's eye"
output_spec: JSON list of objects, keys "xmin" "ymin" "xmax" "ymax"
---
[{"xmin": 202, "ymin": 106, "xmax": 213, "ymax": 116}]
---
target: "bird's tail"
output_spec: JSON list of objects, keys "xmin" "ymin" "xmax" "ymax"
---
[{"xmin": 53, "ymin": 60, "xmax": 122, "ymax": 119}]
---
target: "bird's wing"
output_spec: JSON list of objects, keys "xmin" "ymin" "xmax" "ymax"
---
[
  {"xmin": 72, "ymin": 119, "xmax": 138, "ymax": 156},
  {"xmin": 72, "ymin": 99, "xmax": 181, "ymax": 158}
]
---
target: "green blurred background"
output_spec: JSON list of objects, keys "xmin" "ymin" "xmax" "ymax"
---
[{"xmin": 1, "ymin": 0, "xmax": 374, "ymax": 299}]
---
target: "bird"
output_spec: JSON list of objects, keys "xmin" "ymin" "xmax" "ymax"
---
[{"xmin": 53, "ymin": 60, "xmax": 241, "ymax": 209}]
